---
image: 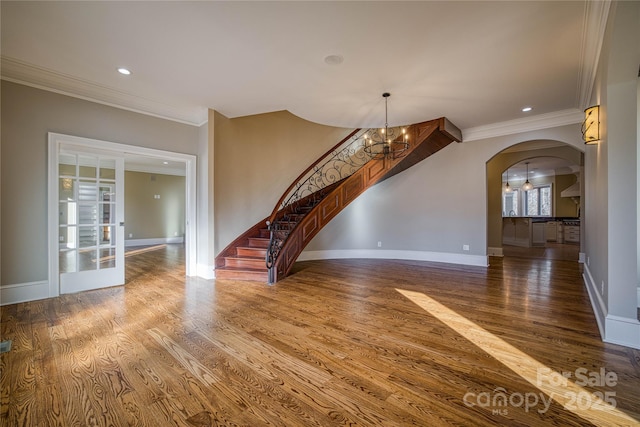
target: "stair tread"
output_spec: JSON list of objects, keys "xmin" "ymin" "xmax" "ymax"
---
[{"xmin": 217, "ymin": 266, "xmax": 267, "ymax": 271}]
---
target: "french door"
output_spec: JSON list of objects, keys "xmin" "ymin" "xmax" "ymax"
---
[{"xmin": 57, "ymin": 147, "xmax": 124, "ymax": 294}]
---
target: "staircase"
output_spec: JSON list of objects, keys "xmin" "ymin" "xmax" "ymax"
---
[{"xmin": 215, "ymin": 117, "xmax": 461, "ymax": 283}]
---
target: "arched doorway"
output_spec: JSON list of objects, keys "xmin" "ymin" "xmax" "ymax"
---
[{"xmin": 487, "ymin": 141, "xmax": 584, "ymax": 262}]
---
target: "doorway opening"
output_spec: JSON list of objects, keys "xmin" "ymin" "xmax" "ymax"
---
[
  {"xmin": 48, "ymin": 133, "xmax": 197, "ymax": 298},
  {"xmin": 486, "ymin": 141, "xmax": 585, "ymax": 263}
]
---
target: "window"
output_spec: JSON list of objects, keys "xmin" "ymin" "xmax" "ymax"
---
[
  {"xmin": 503, "ymin": 190, "xmax": 519, "ymax": 216},
  {"xmin": 503, "ymin": 185, "xmax": 552, "ymax": 217},
  {"xmin": 524, "ymin": 185, "xmax": 551, "ymax": 216}
]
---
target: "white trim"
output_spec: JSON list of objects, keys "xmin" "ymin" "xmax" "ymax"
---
[
  {"xmin": 582, "ymin": 264, "xmax": 606, "ymax": 339},
  {"xmin": 462, "ymin": 109, "xmax": 583, "ymax": 142},
  {"xmin": 487, "ymin": 247, "xmax": 504, "ymax": 257},
  {"xmin": 583, "ymin": 265, "xmax": 640, "ymax": 349},
  {"xmin": 1, "ymin": 57, "xmax": 207, "ymax": 127},
  {"xmin": 577, "ymin": 0, "xmax": 611, "ymax": 109},
  {"xmin": 197, "ymin": 263, "xmax": 216, "ymax": 280},
  {"xmin": 604, "ymin": 315, "xmax": 640, "ymax": 350},
  {"xmin": 1, "ymin": 281, "xmax": 49, "ymax": 306},
  {"xmin": 299, "ymin": 249, "xmax": 489, "ymax": 267},
  {"xmin": 125, "ymin": 237, "xmax": 184, "ymax": 247},
  {"xmin": 637, "ymin": 287, "xmax": 640, "ymax": 308},
  {"xmin": 48, "ymin": 133, "xmax": 198, "ymax": 301}
]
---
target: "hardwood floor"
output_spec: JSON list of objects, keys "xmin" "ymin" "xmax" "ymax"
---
[
  {"xmin": 2, "ymin": 245, "xmax": 640, "ymax": 426},
  {"xmin": 502, "ymin": 242, "xmax": 580, "ymax": 262}
]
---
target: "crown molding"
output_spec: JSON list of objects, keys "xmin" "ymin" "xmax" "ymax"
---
[
  {"xmin": 1, "ymin": 56, "xmax": 208, "ymax": 127},
  {"xmin": 461, "ymin": 109, "xmax": 584, "ymax": 142},
  {"xmin": 576, "ymin": 0, "xmax": 611, "ymax": 109}
]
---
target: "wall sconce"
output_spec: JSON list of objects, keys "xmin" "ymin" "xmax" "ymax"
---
[{"xmin": 582, "ymin": 105, "xmax": 600, "ymax": 144}]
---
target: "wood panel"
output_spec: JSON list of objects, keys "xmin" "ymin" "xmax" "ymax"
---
[
  {"xmin": 300, "ymin": 212, "xmax": 319, "ymax": 243},
  {"xmin": 342, "ymin": 170, "xmax": 364, "ymax": 204},
  {"xmin": 319, "ymin": 193, "xmax": 341, "ymax": 225},
  {"xmin": 2, "ymin": 244, "xmax": 640, "ymax": 426}
]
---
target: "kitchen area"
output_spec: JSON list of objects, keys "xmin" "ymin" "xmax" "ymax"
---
[
  {"xmin": 502, "ymin": 216, "xmax": 580, "ymax": 247},
  {"xmin": 499, "ymin": 155, "xmax": 583, "ymax": 260}
]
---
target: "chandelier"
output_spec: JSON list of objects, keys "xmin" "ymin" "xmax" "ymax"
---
[{"xmin": 363, "ymin": 93, "xmax": 409, "ymax": 159}]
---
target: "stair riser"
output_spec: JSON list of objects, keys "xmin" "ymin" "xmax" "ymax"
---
[
  {"xmin": 237, "ymin": 247, "xmax": 266, "ymax": 258},
  {"xmin": 225, "ymin": 258, "xmax": 266, "ymax": 269},
  {"xmin": 248, "ymin": 238, "xmax": 269, "ymax": 248}
]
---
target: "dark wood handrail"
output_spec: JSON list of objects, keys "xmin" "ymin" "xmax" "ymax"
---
[{"xmin": 266, "ymin": 128, "xmax": 361, "ymax": 226}]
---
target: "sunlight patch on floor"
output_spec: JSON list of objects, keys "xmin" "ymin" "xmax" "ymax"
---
[
  {"xmin": 396, "ymin": 288, "xmax": 639, "ymax": 426},
  {"xmin": 125, "ymin": 244, "xmax": 167, "ymax": 257}
]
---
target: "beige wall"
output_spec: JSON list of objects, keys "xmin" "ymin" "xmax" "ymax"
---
[
  {"xmin": 212, "ymin": 109, "xmax": 352, "ymax": 255},
  {"xmin": 125, "ymin": 171, "xmax": 185, "ymax": 241},
  {"xmin": 555, "ymin": 173, "xmax": 579, "ymax": 217},
  {"xmin": 0, "ymin": 81, "xmax": 199, "ymax": 286}
]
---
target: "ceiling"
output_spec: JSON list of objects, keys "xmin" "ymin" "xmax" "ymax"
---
[
  {"xmin": 1, "ymin": 1, "xmax": 608, "ymax": 135},
  {"xmin": 503, "ymin": 157, "xmax": 580, "ymax": 181}
]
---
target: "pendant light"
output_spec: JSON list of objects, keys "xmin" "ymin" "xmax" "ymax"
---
[
  {"xmin": 504, "ymin": 169, "xmax": 512, "ymax": 193},
  {"xmin": 522, "ymin": 162, "xmax": 533, "ymax": 191}
]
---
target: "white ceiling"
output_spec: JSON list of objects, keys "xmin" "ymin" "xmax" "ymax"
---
[
  {"xmin": 1, "ymin": 1, "xmax": 608, "ymax": 134},
  {"xmin": 503, "ymin": 157, "xmax": 580, "ymax": 181}
]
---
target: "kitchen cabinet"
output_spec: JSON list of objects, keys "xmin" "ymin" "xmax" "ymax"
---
[
  {"xmin": 564, "ymin": 225, "xmax": 580, "ymax": 243},
  {"xmin": 532, "ymin": 222, "xmax": 546, "ymax": 246},
  {"xmin": 545, "ymin": 221, "xmax": 557, "ymax": 242}
]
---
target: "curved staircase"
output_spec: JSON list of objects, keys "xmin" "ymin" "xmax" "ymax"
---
[{"xmin": 214, "ymin": 117, "xmax": 461, "ymax": 283}]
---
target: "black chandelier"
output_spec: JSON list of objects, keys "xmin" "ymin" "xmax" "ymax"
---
[{"xmin": 362, "ymin": 92, "xmax": 409, "ymax": 159}]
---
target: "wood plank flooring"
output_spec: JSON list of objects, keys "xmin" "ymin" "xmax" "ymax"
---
[{"xmin": 2, "ymin": 245, "xmax": 640, "ymax": 426}]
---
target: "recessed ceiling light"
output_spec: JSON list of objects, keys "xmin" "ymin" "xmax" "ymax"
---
[
  {"xmin": 522, "ymin": 106, "xmax": 532, "ymax": 112},
  {"xmin": 324, "ymin": 55, "xmax": 344, "ymax": 65},
  {"xmin": 117, "ymin": 67, "xmax": 131, "ymax": 75},
  {"xmin": 163, "ymin": 161, "xmax": 169, "ymax": 165}
]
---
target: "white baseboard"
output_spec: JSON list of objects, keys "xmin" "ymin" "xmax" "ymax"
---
[
  {"xmin": 298, "ymin": 249, "xmax": 489, "ymax": 267},
  {"xmin": 582, "ymin": 264, "xmax": 606, "ymax": 340},
  {"xmin": 604, "ymin": 315, "xmax": 640, "ymax": 349},
  {"xmin": 583, "ymin": 264, "xmax": 640, "ymax": 349},
  {"xmin": 1, "ymin": 281, "xmax": 49, "ymax": 306},
  {"xmin": 125, "ymin": 237, "xmax": 184, "ymax": 247},
  {"xmin": 197, "ymin": 263, "xmax": 215, "ymax": 280},
  {"xmin": 488, "ymin": 247, "xmax": 504, "ymax": 257}
]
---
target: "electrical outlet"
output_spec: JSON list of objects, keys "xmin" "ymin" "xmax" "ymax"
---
[
  {"xmin": 601, "ymin": 280, "xmax": 605, "ymax": 294},
  {"xmin": 377, "ymin": 241, "xmax": 382, "ymax": 248},
  {"xmin": 128, "ymin": 233, "xmax": 133, "ymax": 238},
  {"xmin": 59, "ymin": 236, "xmax": 64, "ymax": 242},
  {"xmin": 587, "ymin": 256, "xmax": 590, "ymax": 266},
  {"xmin": 463, "ymin": 244, "xmax": 470, "ymax": 251}
]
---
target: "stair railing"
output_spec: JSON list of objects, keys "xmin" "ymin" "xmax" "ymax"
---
[{"xmin": 265, "ymin": 127, "xmax": 376, "ymax": 281}]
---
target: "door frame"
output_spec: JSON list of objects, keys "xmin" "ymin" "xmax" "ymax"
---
[{"xmin": 48, "ymin": 132, "xmax": 197, "ymax": 298}]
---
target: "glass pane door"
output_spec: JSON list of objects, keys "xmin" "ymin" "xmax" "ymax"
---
[{"xmin": 59, "ymin": 150, "xmax": 124, "ymax": 293}]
